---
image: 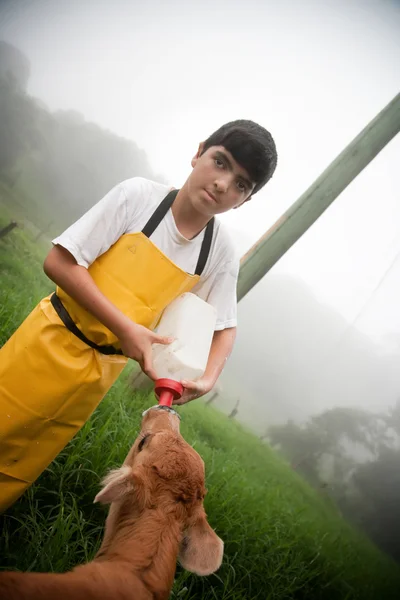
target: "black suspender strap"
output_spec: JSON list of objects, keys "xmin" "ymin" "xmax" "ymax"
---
[
  {"xmin": 195, "ymin": 217, "xmax": 214, "ymax": 276},
  {"xmin": 142, "ymin": 189, "xmax": 214, "ymax": 277},
  {"xmin": 50, "ymin": 293, "xmax": 123, "ymax": 355},
  {"xmin": 142, "ymin": 190, "xmax": 178, "ymax": 238}
]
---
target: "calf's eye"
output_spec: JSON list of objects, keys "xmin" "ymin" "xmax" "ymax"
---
[{"xmin": 138, "ymin": 434, "xmax": 149, "ymax": 452}]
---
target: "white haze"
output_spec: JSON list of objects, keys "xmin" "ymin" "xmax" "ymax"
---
[{"xmin": 0, "ymin": 0, "xmax": 399, "ymax": 430}]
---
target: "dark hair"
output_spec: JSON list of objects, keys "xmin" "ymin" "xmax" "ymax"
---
[{"xmin": 201, "ymin": 119, "xmax": 277, "ymax": 194}]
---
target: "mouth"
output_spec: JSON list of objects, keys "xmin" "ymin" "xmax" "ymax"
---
[
  {"xmin": 204, "ymin": 189, "xmax": 218, "ymax": 203},
  {"xmin": 142, "ymin": 405, "xmax": 181, "ymax": 420}
]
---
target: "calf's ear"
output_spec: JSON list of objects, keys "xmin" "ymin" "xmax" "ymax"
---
[
  {"xmin": 178, "ymin": 509, "xmax": 224, "ymax": 576},
  {"xmin": 94, "ymin": 465, "xmax": 149, "ymax": 508}
]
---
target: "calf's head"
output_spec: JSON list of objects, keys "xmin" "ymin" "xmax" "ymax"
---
[{"xmin": 94, "ymin": 406, "xmax": 223, "ymax": 576}]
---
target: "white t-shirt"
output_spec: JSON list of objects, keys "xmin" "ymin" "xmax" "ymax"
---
[{"xmin": 52, "ymin": 177, "xmax": 239, "ymax": 331}]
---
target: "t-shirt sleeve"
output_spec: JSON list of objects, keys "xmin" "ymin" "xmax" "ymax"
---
[
  {"xmin": 52, "ymin": 180, "xmax": 140, "ymax": 268},
  {"xmin": 207, "ymin": 258, "xmax": 239, "ymax": 331}
]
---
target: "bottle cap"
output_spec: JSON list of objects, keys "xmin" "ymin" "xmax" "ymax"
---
[{"xmin": 154, "ymin": 378, "xmax": 183, "ymax": 407}]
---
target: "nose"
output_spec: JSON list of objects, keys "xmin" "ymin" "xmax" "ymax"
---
[
  {"xmin": 214, "ymin": 173, "xmax": 230, "ymax": 193},
  {"xmin": 141, "ymin": 406, "xmax": 181, "ymax": 434}
]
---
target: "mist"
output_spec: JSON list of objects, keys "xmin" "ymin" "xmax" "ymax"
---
[{"xmin": 1, "ymin": 0, "xmax": 400, "ymax": 566}]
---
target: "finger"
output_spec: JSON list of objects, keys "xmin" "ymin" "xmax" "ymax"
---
[
  {"xmin": 173, "ymin": 396, "xmax": 194, "ymax": 406},
  {"xmin": 182, "ymin": 381, "xmax": 207, "ymax": 396},
  {"xmin": 181, "ymin": 379, "xmax": 198, "ymax": 390},
  {"xmin": 152, "ymin": 334, "xmax": 174, "ymax": 345},
  {"xmin": 174, "ymin": 388, "xmax": 200, "ymax": 405}
]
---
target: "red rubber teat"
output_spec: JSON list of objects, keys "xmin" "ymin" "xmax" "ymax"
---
[{"xmin": 154, "ymin": 378, "xmax": 183, "ymax": 407}]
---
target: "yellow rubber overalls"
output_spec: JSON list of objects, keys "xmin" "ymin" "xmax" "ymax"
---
[{"xmin": 0, "ymin": 190, "xmax": 214, "ymax": 512}]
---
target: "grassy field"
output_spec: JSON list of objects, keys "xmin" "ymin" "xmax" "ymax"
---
[{"xmin": 1, "ymin": 206, "xmax": 400, "ymax": 599}]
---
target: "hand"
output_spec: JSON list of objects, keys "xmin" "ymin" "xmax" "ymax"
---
[
  {"xmin": 173, "ymin": 378, "xmax": 213, "ymax": 406},
  {"xmin": 118, "ymin": 322, "xmax": 172, "ymax": 381}
]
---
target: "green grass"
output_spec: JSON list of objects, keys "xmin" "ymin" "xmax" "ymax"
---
[
  {"xmin": 1, "ymin": 212, "xmax": 400, "ymax": 599},
  {"xmin": 0, "ymin": 205, "xmax": 53, "ymax": 346}
]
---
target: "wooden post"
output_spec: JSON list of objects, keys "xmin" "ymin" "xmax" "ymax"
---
[
  {"xmin": 0, "ymin": 221, "xmax": 18, "ymax": 239},
  {"xmin": 228, "ymin": 397, "xmax": 240, "ymax": 418},
  {"xmin": 238, "ymin": 93, "xmax": 400, "ymax": 301},
  {"xmin": 205, "ymin": 391, "xmax": 218, "ymax": 405},
  {"xmin": 205, "ymin": 384, "xmax": 222, "ymax": 405}
]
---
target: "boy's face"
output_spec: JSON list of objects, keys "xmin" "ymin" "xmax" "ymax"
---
[{"xmin": 186, "ymin": 143, "xmax": 256, "ymax": 217}]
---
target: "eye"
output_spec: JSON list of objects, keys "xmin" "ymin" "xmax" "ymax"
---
[
  {"xmin": 214, "ymin": 158, "xmax": 224, "ymax": 169},
  {"xmin": 236, "ymin": 180, "xmax": 246, "ymax": 192},
  {"xmin": 176, "ymin": 493, "xmax": 191, "ymax": 504},
  {"xmin": 138, "ymin": 434, "xmax": 150, "ymax": 452}
]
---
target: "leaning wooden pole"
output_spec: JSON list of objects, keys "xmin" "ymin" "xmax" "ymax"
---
[{"xmin": 237, "ymin": 92, "xmax": 400, "ymax": 301}]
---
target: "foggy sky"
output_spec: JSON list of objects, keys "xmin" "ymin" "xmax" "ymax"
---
[{"xmin": 1, "ymin": 0, "xmax": 399, "ymax": 425}]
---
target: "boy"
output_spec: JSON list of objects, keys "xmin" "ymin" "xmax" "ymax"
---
[{"xmin": 0, "ymin": 119, "xmax": 277, "ymax": 510}]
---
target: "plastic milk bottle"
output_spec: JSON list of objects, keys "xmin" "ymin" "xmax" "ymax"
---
[{"xmin": 152, "ymin": 293, "xmax": 217, "ymax": 406}]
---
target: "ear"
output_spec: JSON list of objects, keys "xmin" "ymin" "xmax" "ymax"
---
[
  {"xmin": 191, "ymin": 142, "xmax": 205, "ymax": 168},
  {"xmin": 94, "ymin": 465, "xmax": 134, "ymax": 504},
  {"xmin": 178, "ymin": 511, "xmax": 224, "ymax": 576}
]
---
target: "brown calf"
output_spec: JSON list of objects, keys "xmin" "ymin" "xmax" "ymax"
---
[{"xmin": 0, "ymin": 405, "xmax": 223, "ymax": 599}]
